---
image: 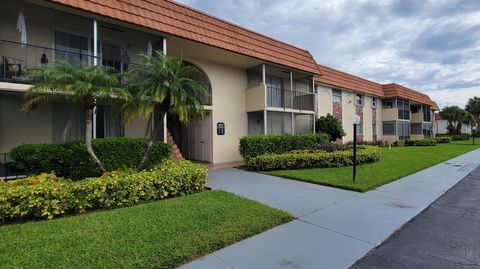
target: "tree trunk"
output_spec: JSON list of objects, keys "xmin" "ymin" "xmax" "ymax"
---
[
  {"xmin": 137, "ymin": 108, "xmax": 164, "ymax": 171},
  {"xmin": 85, "ymin": 107, "xmax": 106, "ymax": 173}
]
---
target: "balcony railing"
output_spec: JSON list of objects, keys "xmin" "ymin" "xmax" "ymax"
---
[
  {"xmin": 0, "ymin": 39, "xmax": 212, "ymax": 105},
  {"xmin": 267, "ymin": 87, "xmax": 314, "ymax": 111}
]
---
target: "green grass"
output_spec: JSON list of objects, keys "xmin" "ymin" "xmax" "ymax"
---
[
  {"xmin": 0, "ymin": 190, "xmax": 293, "ymax": 269},
  {"xmin": 265, "ymin": 139, "xmax": 480, "ymax": 192}
]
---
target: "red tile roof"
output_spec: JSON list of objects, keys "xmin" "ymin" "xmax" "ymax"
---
[
  {"xmin": 314, "ymin": 65, "xmax": 438, "ymax": 107},
  {"xmin": 432, "ymin": 102, "xmax": 440, "ymax": 111},
  {"xmin": 46, "ymin": 0, "xmax": 320, "ymax": 75},
  {"xmin": 434, "ymin": 113, "xmax": 442, "ymax": 121},
  {"xmin": 382, "ymin": 83, "xmax": 436, "ymax": 107},
  {"xmin": 315, "ymin": 64, "xmax": 385, "ymax": 97}
]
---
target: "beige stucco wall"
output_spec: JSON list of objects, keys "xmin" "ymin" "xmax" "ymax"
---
[
  {"xmin": 411, "ymin": 134, "xmax": 424, "ymax": 140},
  {"xmin": 383, "ymin": 108, "xmax": 399, "ymax": 121},
  {"xmin": 363, "ymin": 97, "xmax": 373, "ymax": 141},
  {"xmin": 411, "ymin": 112, "xmax": 423, "ymax": 123},
  {"xmin": 341, "ymin": 91, "xmax": 356, "ymax": 142},
  {"xmin": 376, "ymin": 99, "xmax": 383, "ymax": 141},
  {"xmin": 0, "ymin": 92, "xmax": 53, "ymax": 153},
  {"xmin": 383, "ymin": 135, "xmax": 399, "ymax": 145},
  {"xmin": 184, "ymin": 58, "xmax": 247, "ymax": 164},
  {"xmin": 316, "ymin": 84, "xmax": 332, "ymax": 117},
  {"xmin": 246, "ymin": 85, "xmax": 266, "ymax": 112}
]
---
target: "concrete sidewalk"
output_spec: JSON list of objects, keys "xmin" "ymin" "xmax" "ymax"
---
[{"xmin": 179, "ymin": 148, "xmax": 480, "ymax": 269}]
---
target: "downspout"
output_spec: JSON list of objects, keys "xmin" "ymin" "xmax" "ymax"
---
[{"xmin": 263, "ymin": 64, "xmax": 267, "ymax": 135}]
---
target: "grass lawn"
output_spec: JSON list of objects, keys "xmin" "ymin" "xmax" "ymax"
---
[
  {"xmin": 0, "ymin": 190, "xmax": 293, "ymax": 269},
  {"xmin": 265, "ymin": 140, "xmax": 480, "ymax": 192}
]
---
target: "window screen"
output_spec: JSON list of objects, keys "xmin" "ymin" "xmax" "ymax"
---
[
  {"xmin": 397, "ymin": 121, "xmax": 410, "ymax": 140},
  {"xmin": 383, "ymin": 121, "xmax": 396, "ymax": 135}
]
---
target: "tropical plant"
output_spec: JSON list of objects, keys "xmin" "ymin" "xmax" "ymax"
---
[
  {"xmin": 126, "ymin": 51, "xmax": 208, "ymax": 169},
  {"xmin": 315, "ymin": 114, "xmax": 346, "ymax": 142},
  {"xmin": 466, "ymin": 96, "xmax": 480, "ymax": 134},
  {"xmin": 22, "ymin": 61, "xmax": 130, "ymax": 172},
  {"xmin": 439, "ymin": 106, "xmax": 464, "ymax": 134}
]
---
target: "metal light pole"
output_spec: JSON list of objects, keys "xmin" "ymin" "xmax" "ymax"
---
[
  {"xmin": 473, "ymin": 127, "xmax": 477, "ymax": 145},
  {"xmin": 352, "ymin": 114, "xmax": 361, "ymax": 182}
]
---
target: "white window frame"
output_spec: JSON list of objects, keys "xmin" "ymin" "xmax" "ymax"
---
[{"xmin": 355, "ymin": 94, "xmax": 364, "ymax": 106}]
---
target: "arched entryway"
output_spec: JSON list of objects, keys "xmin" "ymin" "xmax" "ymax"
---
[{"xmin": 168, "ymin": 61, "xmax": 213, "ymax": 163}]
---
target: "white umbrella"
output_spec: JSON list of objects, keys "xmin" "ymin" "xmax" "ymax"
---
[
  {"xmin": 17, "ymin": 12, "xmax": 27, "ymax": 48},
  {"xmin": 147, "ymin": 40, "xmax": 152, "ymax": 57}
]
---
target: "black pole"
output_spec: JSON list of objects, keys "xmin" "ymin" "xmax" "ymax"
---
[{"xmin": 353, "ymin": 124, "xmax": 357, "ymax": 182}]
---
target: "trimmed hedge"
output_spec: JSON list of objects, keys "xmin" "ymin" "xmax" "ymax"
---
[
  {"xmin": 246, "ymin": 145, "xmax": 381, "ymax": 171},
  {"xmin": 404, "ymin": 138, "xmax": 437, "ymax": 146},
  {"xmin": 434, "ymin": 137, "xmax": 452, "ymax": 144},
  {"xmin": 0, "ymin": 160, "xmax": 207, "ymax": 221},
  {"xmin": 452, "ymin": 134, "xmax": 470, "ymax": 141},
  {"xmin": 9, "ymin": 138, "xmax": 171, "ymax": 180},
  {"xmin": 239, "ymin": 133, "xmax": 329, "ymax": 159},
  {"xmin": 435, "ymin": 133, "xmax": 470, "ymax": 141}
]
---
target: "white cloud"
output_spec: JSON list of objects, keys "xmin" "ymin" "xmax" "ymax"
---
[{"xmin": 176, "ymin": 0, "xmax": 480, "ymax": 107}]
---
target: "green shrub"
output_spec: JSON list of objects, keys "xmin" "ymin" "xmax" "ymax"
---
[
  {"xmin": 452, "ymin": 133, "xmax": 470, "ymax": 141},
  {"xmin": 9, "ymin": 138, "xmax": 171, "ymax": 180},
  {"xmin": 246, "ymin": 145, "xmax": 381, "ymax": 171},
  {"xmin": 315, "ymin": 114, "xmax": 346, "ymax": 142},
  {"xmin": 0, "ymin": 160, "xmax": 207, "ymax": 221},
  {"xmin": 404, "ymin": 138, "xmax": 437, "ymax": 146},
  {"xmin": 435, "ymin": 133, "xmax": 451, "ymax": 138},
  {"xmin": 239, "ymin": 133, "xmax": 329, "ymax": 160},
  {"xmin": 434, "ymin": 137, "xmax": 452, "ymax": 144}
]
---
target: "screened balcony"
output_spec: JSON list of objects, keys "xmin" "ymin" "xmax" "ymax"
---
[
  {"xmin": 0, "ymin": 39, "xmax": 212, "ymax": 105},
  {"xmin": 246, "ymin": 64, "xmax": 315, "ymax": 112}
]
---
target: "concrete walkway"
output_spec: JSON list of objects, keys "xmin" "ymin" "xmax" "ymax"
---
[
  {"xmin": 351, "ymin": 165, "xmax": 480, "ymax": 269},
  {"xmin": 179, "ymin": 148, "xmax": 480, "ymax": 269}
]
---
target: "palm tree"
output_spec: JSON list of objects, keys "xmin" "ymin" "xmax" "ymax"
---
[
  {"xmin": 440, "ymin": 106, "xmax": 464, "ymax": 134},
  {"xmin": 466, "ymin": 96, "xmax": 480, "ymax": 135},
  {"xmin": 126, "ymin": 51, "xmax": 208, "ymax": 169},
  {"xmin": 22, "ymin": 61, "xmax": 130, "ymax": 172}
]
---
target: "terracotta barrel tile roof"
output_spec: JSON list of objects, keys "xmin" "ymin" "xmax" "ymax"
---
[
  {"xmin": 434, "ymin": 113, "xmax": 443, "ymax": 121},
  {"xmin": 46, "ymin": 0, "xmax": 320, "ymax": 74},
  {"xmin": 315, "ymin": 64, "xmax": 385, "ymax": 97},
  {"xmin": 382, "ymin": 83, "xmax": 435, "ymax": 106}
]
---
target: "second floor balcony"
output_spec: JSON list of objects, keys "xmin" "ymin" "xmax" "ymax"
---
[
  {"xmin": 0, "ymin": 39, "xmax": 212, "ymax": 106},
  {"xmin": 245, "ymin": 64, "xmax": 315, "ymax": 112}
]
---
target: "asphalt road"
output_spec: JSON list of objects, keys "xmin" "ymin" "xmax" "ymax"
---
[{"xmin": 351, "ymin": 166, "xmax": 480, "ymax": 269}]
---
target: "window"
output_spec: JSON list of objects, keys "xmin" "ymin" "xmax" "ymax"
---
[
  {"xmin": 397, "ymin": 121, "xmax": 410, "ymax": 140},
  {"xmin": 411, "ymin": 123, "xmax": 422, "ymax": 134},
  {"xmin": 372, "ymin": 97, "xmax": 377, "ymax": 108},
  {"xmin": 267, "ymin": 111, "xmax": 292, "ymax": 134},
  {"xmin": 54, "ymin": 31, "xmax": 89, "ymax": 66},
  {"xmin": 357, "ymin": 122, "xmax": 363, "ymax": 135},
  {"xmin": 383, "ymin": 99, "xmax": 395, "ymax": 109},
  {"xmin": 266, "ymin": 75, "xmax": 284, "ymax": 107},
  {"xmin": 397, "ymin": 99, "xmax": 410, "ymax": 120},
  {"xmin": 383, "ymin": 121, "xmax": 396, "ymax": 135},
  {"xmin": 355, "ymin": 94, "xmax": 364, "ymax": 106},
  {"xmin": 332, "ymin": 89, "xmax": 342, "ymax": 103}
]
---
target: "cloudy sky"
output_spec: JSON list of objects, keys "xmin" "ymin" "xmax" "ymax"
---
[{"xmin": 177, "ymin": 0, "xmax": 480, "ymax": 108}]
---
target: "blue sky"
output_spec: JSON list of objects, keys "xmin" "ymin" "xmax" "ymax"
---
[{"xmin": 177, "ymin": 0, "xmax": 480, "ymax": 108}]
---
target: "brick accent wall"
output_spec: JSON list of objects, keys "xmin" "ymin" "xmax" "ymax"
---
[
  {"xmin": 333, "ymin": 100, "xmax": 342, "ymax": 122},
  {"xmin": 356, "ymin": 106, "xmax": 364, "ymax": 142}
]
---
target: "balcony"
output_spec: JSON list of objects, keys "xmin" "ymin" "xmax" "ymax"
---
[
  {"xmin": 0, "ymin": 39, "xmax": 212, "ymax": 105},
  {"xmin": 267, "ymin": 87, "xmax": 315, "ymax": 111},
  {"xmin": 246, "ymin": 64, "xmax": 315, "ymax": 112},
  {"xmin": 411, "ymin": 112, "xmax": 423, "ymax": 123}
]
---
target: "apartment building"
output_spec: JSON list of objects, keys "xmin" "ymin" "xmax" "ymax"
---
[
  {"xmin": 316, "ymin": 65, "xmax": 439, "ymax": 144},
  {"xmin": 0, "ymin": 0, "xmax": 318, "ymax": 165}
]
